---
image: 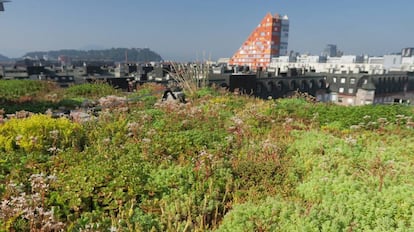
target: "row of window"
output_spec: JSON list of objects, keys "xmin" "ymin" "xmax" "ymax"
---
[
  {"xmin": 333, "ymin": 76, "xmax": 408, "ymax": 86},
  {"xmin": 333, "ymin": 77, "xmax": 356, "ymax": 84},
  {"xmin": 377, "ymin": 77, "xmax": 408, "ymax": 84},
  {"xmin": 267, "ymin": 79, "xmax": 326, "ymax": 90},
  {"xmin": 258, "ymin": 31, "xmax": 287, "ymax": 37},
  {"xmin": 338, "ymin": 87, "xmax": 354, "ymax": 94},
  {"xmin": 256, "ymin": 41, "xmax": 276, "ymax": 46},
  {"xmin": 241, "ymin": 44, "xmax": 274, "ymax": 51}
]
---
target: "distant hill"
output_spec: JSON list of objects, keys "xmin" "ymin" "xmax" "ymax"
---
[
  {"xmin": 23, "ymin": 48, "xmax": 162, "ymax": 62},
  {"xmin": 0, "ymin": 54, "xmax": 9, "ymax": 61}
]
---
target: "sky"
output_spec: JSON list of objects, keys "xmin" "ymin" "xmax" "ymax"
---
[{"xmin": 0, "ymin": 0, "xmax": 413, "ymax": 61}]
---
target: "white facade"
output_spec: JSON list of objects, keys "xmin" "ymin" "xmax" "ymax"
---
[
  {"xmin": 402, "ymin": 56, "xmax": 414, "ymax": 65},
  {"xmin": 368, "ymin": 56, "xmax": 384, "ymax": 64},
  {"xmin": 269, "ymin": 57, "xmax": 385, "ymax": 74},
  {"xmin": 272, "ymin": 56, "xmax": 292, "ymax": 63},
  {"xmin": 401, "ymin": 57, "xmax": 414, "ymax": 71},
  {"xmin": 297, "ymin": 55, "xmax": 325, "ymax": 63},
  {"xmin": 217, "ymin": 58, "xmax": 230, "ymax": 64},
  {"xmin": 383, "ymin": 55, "xmax": 402, "ymax": 71},
  {"xmin": 269, "ymin": 50, "xmax": 414, "ymax": 74},
  {"xmin": 327, "ymin": 55, "xmax": 363, "ymax": 64}
]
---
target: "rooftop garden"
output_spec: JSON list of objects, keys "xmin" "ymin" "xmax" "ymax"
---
[{"xmin": 1, "ymin": 79, "xmax": 414, "ymax": 231}]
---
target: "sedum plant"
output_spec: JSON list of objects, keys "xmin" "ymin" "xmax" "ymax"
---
[{"xmin": 0, "ymin": 114, "xmax": 83, "ymax": 152}]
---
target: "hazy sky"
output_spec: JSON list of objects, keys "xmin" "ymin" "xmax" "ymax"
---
[{"xmin": 0, "ymin": 0, "xmax": 413, "ymax": 60}]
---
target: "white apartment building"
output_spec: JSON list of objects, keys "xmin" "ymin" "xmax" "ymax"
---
[
  {"xmin": 270, "ymin": 55, "xmax": 385, "ymax": 75},
  {"xmin": 269, "ymin": 48, "xmax": 414, "ymax": 75}
]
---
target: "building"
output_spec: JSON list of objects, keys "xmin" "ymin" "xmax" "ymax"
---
[
  {"xmin": 396, "ymin": 48, "xmax": 414, "ymax": 71},
  {"xmin": 402, "ymin": 48, "xmax": 414, "ymax": 57},
  {"xmin": 383, "ymin": 55, "xmax": 402, "ymax": 71},
  {"xmin": 270, "ymin": 55, "xmax": 382, "ymax": 74},
  {"xmin": 326, "ymin": 71, "xmax": 414, "ymax": 105},
  {"xmin": 208, "ymin": 68, "xmax": 330, "ymax": 101},
  {"xmin": 297, "ymin": 55, "xmax": 327, "ymax": 64},
  {"xmin": 323, "ymin": 44, "xmax": 338, "ymax": 57},
  {"xmin": 377, "ymin": 47, "xmax": 413, "ymax": 71},
  {"xmin": 211, "ymin": 59, "xmax": 414, "ymax": 106},
  {"xmin": 0, "ymin": 66, "xmax": 28, "ymax": 79},
  {"xmin": 229, "ymin": 13, "xmax": 289, "ymax": 70},
  {"xmin": 0, "ymin": 0, "xmax": 10, "ymax": 12}
]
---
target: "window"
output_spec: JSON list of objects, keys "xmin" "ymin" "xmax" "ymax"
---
[
  {"xmin": 333, "ymin": 77, "xmax": 337, "ymax": 83},
  {"xmin": 350, "ymin": 78, "xmax": 356, "ymax": 84},
  {"xmin": 348, "ymin": 88, "xmax": 354, "ymax": 94},
  {"xmin": 340, "ymin": 78, "xmax": 346, "ymax": 83},
  {"xmin": 338, "ymin": 97, "xmax": 343, "ymax": 103},
  {"xmin": 339, "ymin": 87, "xmax": 344, "ymax": 93}
]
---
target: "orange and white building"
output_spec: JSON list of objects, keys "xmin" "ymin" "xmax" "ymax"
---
[{"xmin": 229, "ymin": 13, "xmax": 289, "ymax": 70}]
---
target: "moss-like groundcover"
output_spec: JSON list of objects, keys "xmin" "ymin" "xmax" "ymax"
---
[{"xmin": 1, "ymin": 80, "xmax": 414, "ymax": 231}]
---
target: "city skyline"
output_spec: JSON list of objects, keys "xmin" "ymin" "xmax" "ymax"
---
[{"xmin": 0, "ymin": 0, "xmax": 413, "ymax": 60}]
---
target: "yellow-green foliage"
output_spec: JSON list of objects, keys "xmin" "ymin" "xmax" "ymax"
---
[
  {"xmin": 0, "ymin": 115, "xmax": 83, "ymax": 152},
  {"xmin": 0, "ymin": 80, "xmax": 53, "ymax": 101}
]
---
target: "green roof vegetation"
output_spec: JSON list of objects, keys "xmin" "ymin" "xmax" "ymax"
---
[{"xmin": 1, "ymin": 83, "xmax": 414, "ymax": 231}]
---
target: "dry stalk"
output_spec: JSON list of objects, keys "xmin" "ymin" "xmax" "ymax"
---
[{"xmin": 168, "ymin": 62, "xmax": 210, "ymax": 96}]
